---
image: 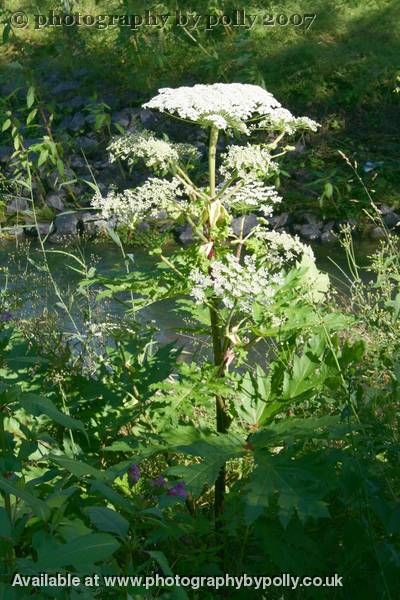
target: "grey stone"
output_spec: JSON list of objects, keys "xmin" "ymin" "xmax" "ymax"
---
[
  {"xmin": 323, "ymin": 220, "xmax": 336, "ymax": 233},
  {"xmin": 68, "ymin": 95, "xmax": 87, "ymax": 109},
  {"xmin": 140, "ymin": 108, "xmax": 158, "ymax": 128},
  {"xmin": 75, "ymin": 135, "xmax": 98, "ymax": 150},
  {"xmin": 178, "ymin": 224, "xmax": 194, "ymax": 246},
  {"xmin": 383, "ymin": 211, "xmax": 400, "ymax": 229},
  {"xmin": 25, "ymin": 222, "xmax": 55, "ymax": 237},
  {"xmin": 268, "ymin": 212, "xmax": 293, "ymax": 228},
  {"xmin": 297, "ymin": 212, "xmax": 323, "ymax": 227},
  {"xmin": 369, "ymin": 226, "xmax": 386, "ymax": 240},
  {"xmin": 0, "ymin": 146, "xmax": 12, "ymax": 162},
  {"xmin": 321, "ymin": 230, "xmax": 337, "ymax": 244},
  {"xmin": 70, "ymin": 156, "xmax": 86, "ymax": 169},
  {"xmin": 112, "ymin": 110, "xmax": 130, "ymax": 129},
  {"xmin": 53, "ymin": 212, "xmax": 82, "ymax": 235},
  {"xmin": 69, "ymin": 112, "xmax": 86, "ymax": 132},
  {"xmin": 231, "ymin": 214, "xmax": 258, "ymax": 237},
  {"xmin": 5, "ymin": 226, "xmax": 24, "ymax": 238},
  {"xmin": 296, "ymin": 223, "xmax": 321, "ymax": 241},
  {"xmin": 51, "ymin": 81, "xmax": 80, "ymax": 95},
  {"xmin": 6, "ymin": 197, "xmax": 28, "ymax": 214},
  {"xmin": 46, "ymin": 192, "xmax": 65, "ymax": 212}
]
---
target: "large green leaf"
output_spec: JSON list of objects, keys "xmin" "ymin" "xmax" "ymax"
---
[
  {"xmin": 19, "ymin": 394, "xmax": 85, "ymax": 433},
  {"xmin": 50, "ymin": 456, "xmax": 108, "ymax": 481},
  {"xmin": 37, "ymin": 533, "xmax": 120, "ymax": 570},
  {"xmin": 245, "ymin": 450, "xmax": 332, "ymax": 527},
  {"xmin": 86, "ymin": 507, "xmax": 129, "ymax": 537},
  {"xmin": 0, "ymin": 476, "xmax": 51, "ymax": 521}
]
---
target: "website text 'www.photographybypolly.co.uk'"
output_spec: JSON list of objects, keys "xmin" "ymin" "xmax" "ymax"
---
[{"xmin": 12, "ymin": 572, "xmax": 344, "ymax": 591}]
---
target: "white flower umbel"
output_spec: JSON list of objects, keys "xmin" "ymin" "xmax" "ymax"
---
[
  {"xmin": 256, "ymin": 108, "xmax": 320, "ymax": 135},
  {"xmin": 143, "ymin": 83, "xmax": 283, "ymax": 134},
  {"xmin": 220, "ymin": 179, "xmax": 282, "ymax": 216},
  {"xmin": 255, "ymin": 230, "xmax": 315, "ymax": 267},
  {"xmin": 189, "ymin": 253, "xmax": 283, "ymax": 313},
  {"xmin": 107, "ymin": 130, "xmax": 200, "ymax": 175},
  {"xmin": 220, "ymin": 144, "xmax": 279, "ymax": 181},
  {"xmin": 91, "ymin": 177, "xmax": 188, "ymax": 224}
]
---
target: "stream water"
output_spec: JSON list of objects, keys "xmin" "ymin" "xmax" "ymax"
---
[{"xmin": 0, "ymin": 237, "xmax": 375, "ymax": 351}]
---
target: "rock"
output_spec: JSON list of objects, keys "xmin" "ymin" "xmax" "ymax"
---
[
  {"xmin": 74, "ymin": 136, "xmax": 99, "ymax": 155},
  {"xmin": 323, "ymin": 220, "xmax": 336, "ymax": 233},
  {"xmin": 177, "ymin": 224, "xmax": 194, "ymax": 246},
  {"xmin": 69, "ymin": 112, "xmax": 86, "ymax": 132},
  {"xmin": 268, "ymin": 212, "xmax": 293, "ymax": 229},
  {"xmin": 383, "ymin": 211, "xmax": 400, "ymax": 229},
  {"xmin": 51, "ymin": 81, "xmax": 80, "ymax": 95},
  {"xmin": 296, "ymin": 212, "xmax": 323, "ymax": 227},
  {"xmin": 231, "ymin": 214, "xmax": 258, "ymax": 237},
  {"xmin": 68, "ymin": 95, "xmax": 87, "ymax": 109},
  {"xmin": 191, "ymin": 141, "xmax": 207, "ymax": 156},
  {"xmin": 70, "ymin": 156, "xmax": 86, "ymax": 169},
  {"xmin": 112, "ymin": 110, "xmax": 131, "ymax": 129},
  {"xmin": 6, "ymin": 197, "xmax": 28, "ymax": 214},
  {"xmin": 295, "ymin": 223, "xmax": 321, "ymax": 241},
  {"xmin": 369, "ymin": 226, "xmax": 386, "ymax": 240},
  {"xmin": 0, "ymin": 146, "xmax": 12, "ymax": 162},
  {"xmin": 4, "ymin": 226, "xmax": 24, "ymax": 239},
  {"xmin": 321, "ymin": 230, "xmax": 337, "ymax": 244},
  {"xmin": 53, "ymin": 212, "xmax": 82, "ymax": 236},
  {"xmin": 25, "ymin": 222, "xmax": 55, "ymax": 237},
  {"xmin": 140, "ymin": 108, "xmax": 158, "ymax": 128},
  {"xmin": 46, "ymin": 192, "xmax": 65, "ymax": 212}
]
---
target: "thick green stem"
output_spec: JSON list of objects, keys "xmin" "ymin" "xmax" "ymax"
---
[
  {"xmin": 207, "ymin": 126, "xmax": 228, "ymax": 531},
  {"xmin": 208, "ymin": 127, "xmax": 219, "ymax": 198},
  {"xmin": 0, "ymin": 410, "xmax": 11, "ymax": 520}
]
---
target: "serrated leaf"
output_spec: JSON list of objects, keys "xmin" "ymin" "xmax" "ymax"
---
[{"xmin": 245, "ymin": 451, "xmax": 331, "ymax": 527}]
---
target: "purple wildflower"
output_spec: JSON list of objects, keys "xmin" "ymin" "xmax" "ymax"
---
[
  {"xmin": 152, "ymin": 475, "xmax": 167, "ymax": 488},
  {"xmin": 0, "ymin": 312, "xmax": 12, "ymax": 322},
  {"xmin": 167, "ymin": 481, "xmax": 187, "ymax": 498},
  {"xmin": 127, "ymin": 463, "xmax": 140, "ymax": 486}
]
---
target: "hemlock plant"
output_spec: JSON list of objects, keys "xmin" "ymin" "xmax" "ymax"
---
[{"xmin": 91, "ymin": 82, "xmax": 334, "ymax": 525}]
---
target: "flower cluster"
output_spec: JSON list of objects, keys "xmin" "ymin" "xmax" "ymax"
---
[
  {"xmin": 254, "ymin": 230, "xmax": 315, "ymax": 266},
  {"xmin": 189, "ymin": 253, "xmax": 283, "ymax": 312},
  {"xmin": 91, "ymin": 177, "xmax": 188, "ymax": 225},
  {"xmin": 220, "ymin": 144, "xmax": 279, "ymax": 180},
  {"xmin": 220, "ymin": 179, "xmax": 282, "ymax": 216},
  {"xmin": 255, "ymin": 108, "xmax": 320, "ymax": 135},
  {"xmin": 107, "ymin": 130, "xmax": 200, "ymax": 175},
  {"xmin": 143, "ymin": 83, "xmax": 282, "ymax": 134}
]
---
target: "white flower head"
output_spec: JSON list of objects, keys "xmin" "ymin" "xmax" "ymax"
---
[
  {"xmin": 256, "ymin": 108, "xmax": 320, "ymax": 135},
  {"xmin": 91, "ymin": 177, "xmax": 188, "ymax": 225},
  {"xmin": 220, "ymin": 179, "xmax": 282, "ymax": 216},
  {"xmin": 189, "ymin": 253, "xmax": 283, "ymax": 313},
  {"xmin": 143, "ymin": 83, "xmax": 282, "ymax": 134},
  {"xmin": 107, "ymin": 130, "xmax": 200, "ymax": 175},
  {"xmin": 220, "ymin": 144, "xmax": 279, "ymax": 180},
  {"xmin": 255, "ymin": 230, "xmax": 315, "ymax": 267}
]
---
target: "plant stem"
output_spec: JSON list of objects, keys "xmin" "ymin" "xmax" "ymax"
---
[
  {"xmin": 207, "ymin": 126, "xmax": 228, "ymax": 531},
  {"xmin": 0, "ymin": 409, "xmax": 11, "ymax": 520}
]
